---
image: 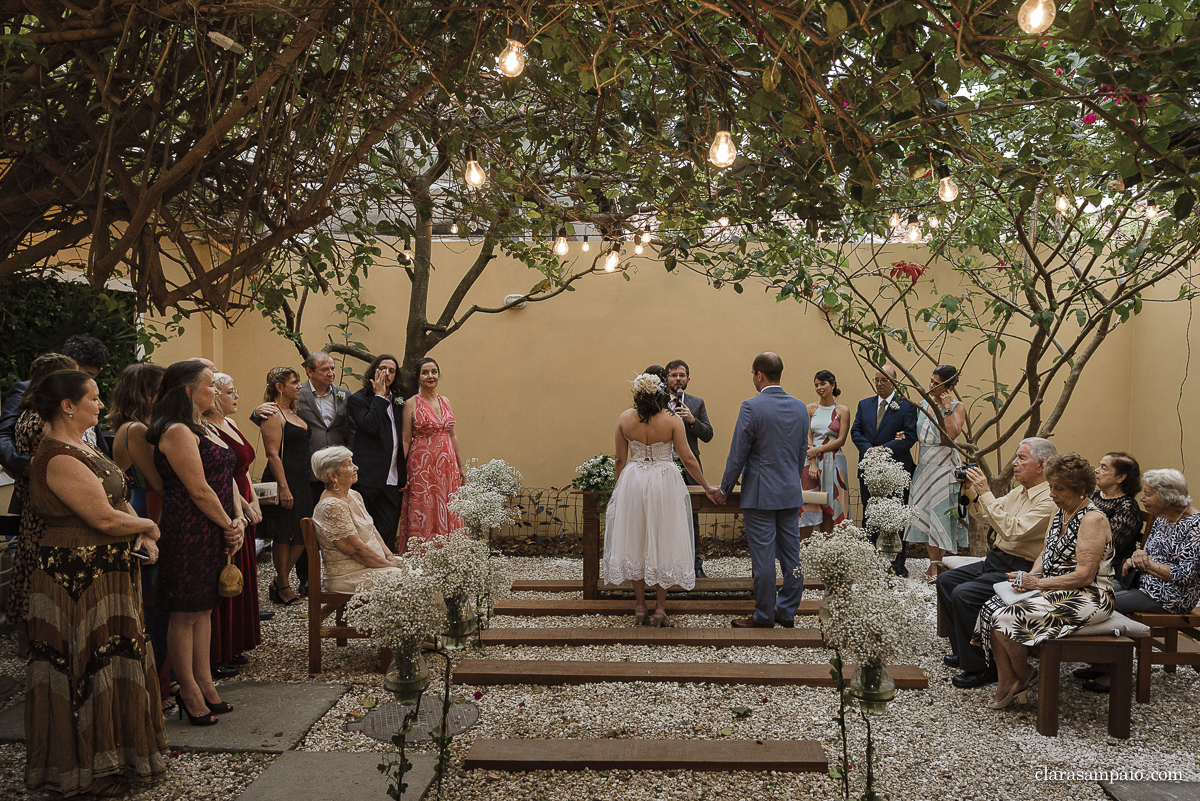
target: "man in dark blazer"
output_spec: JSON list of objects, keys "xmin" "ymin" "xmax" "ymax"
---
[
  {"xmin": 849, "ymin": 364, "xmax": 918, "ymax": 576},
  {"xmin": 666, "ymin": 359, "xmax": 715, "ymax": 577},
  {"xmin": 716, "ymin": 352, "xmax": 809, "ymax": 628},
  {"xmin": 348, "ymin": 354, "xmax": 407, "ymax": 551}
]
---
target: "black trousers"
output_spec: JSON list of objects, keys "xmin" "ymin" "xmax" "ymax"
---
[
  {"xmin": 936, "ymin": 547, "xmax": 1035, "ymax": 672},
  {"xmin": 357, "ymin": 484, "xmax": 402, "ymax": 552}
]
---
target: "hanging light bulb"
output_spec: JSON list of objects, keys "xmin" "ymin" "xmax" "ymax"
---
[
  {"xmin": 905, "ymin": 213, "xmax": 921, "ymax": 242},
  {"xmin": 718, "ymin": 216, "xmax": 730, "ymax": 228},
  {"xmin": 634, "ymin": 242, "xmax": 645, "ymax": 255},
  {"xmin": 402, "ymin": 249, "xmax": 414, "ymax": 262},
  {"xmin": 449, "ymin": 222, "xmax": 459, "ymax": 234},
  {"xmin": 603, "ymin": 243, "xmax": 622, "ymax": 272},
  {"xmin": 889, "ymin": 211, "xmax": 901, "ymax": 228},
  {"xmin": 936, "ymin": 164, "xmax": 959, "ymax": 202},
  {"xmin": 463, "ymin": 145, "xmax": 486, "ymax": 188},
  {"xmin": 553, "ymin": 227, "xmax": 569, "ymax": 256},
  {"xmin": 497, "ymin": 25, "xmax": 527, "ymax": 78},
  {"xmin": 1146, "ymin": 203, "xmax": 1161, "ymax": 220},
  {"xmin": 640, "ymin": 231, "xmax": 651, "ymax": 244},
  {"xmin": 928, "ymin": 214, "xmax": 940, "ymax": 229},
  {"xmin": 1017, "ymin": 0, "xmax": 1056, "ymax": 35},
  {"xmin": 709, "ymin": 113, "xmax": 737, "ymax": 169},
  {"xmin": 581, "ymin": 235, "xmax": 590, "ymax": 252},
  {"xmin": 1055, "ymin": 193, "xmax": 1071, "ymax": 216}
]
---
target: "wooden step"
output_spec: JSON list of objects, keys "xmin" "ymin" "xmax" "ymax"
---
[
  {"xmin": 463, "ymin": 738, "xmax": 828, "ymax": 773},
  {"xmin": 453, "ymin": 659, "xmax": 927, "ymax": 689},
  {"xmin": 512, "ymin": 578, "xmax": 824, "ymax": 593},
  {"xmin": 492, "ymin": 599, "xmax": 821, "ymax": 617},
  {"xmin": 478, "ymin": 627, "xmax": 824, "ymax": 648}
]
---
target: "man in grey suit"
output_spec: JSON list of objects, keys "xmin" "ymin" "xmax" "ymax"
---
[
  {"xmin": 253, "ymin": 351, "xmax": 355, "ymax": 592},
  {"xmin": 666, "ymin": 359, "xmax": 715, "ymax": 578},
  {"xmin": 715, "ymin": 352, "xmax": 810, "ymax": 629}
]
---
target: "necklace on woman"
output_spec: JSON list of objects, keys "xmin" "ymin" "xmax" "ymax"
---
[{"xmin": 1068, "ymin": 496, "xmax": 1089, "ymax": 520}]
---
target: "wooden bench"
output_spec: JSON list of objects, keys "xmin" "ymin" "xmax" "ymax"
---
[
  {"xmin": 1128, "ymin": 610, "xmax": 1200, "ymax": 703},
  {"xmin": 1036, "ymin": 633, "xmax": 1134, "ymax": 738},
  {"xmin": 300, "ymin": 517, "xmax": 371, "ymax": 674}
]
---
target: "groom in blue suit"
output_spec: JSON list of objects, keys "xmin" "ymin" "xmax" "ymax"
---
[
  {"xmin": 716, "ymin": 353, "xmax": 809, "ymax": 628},
  {"xmin": 849, "ymin": 365, "xmax": 918, "ymax": 575}
]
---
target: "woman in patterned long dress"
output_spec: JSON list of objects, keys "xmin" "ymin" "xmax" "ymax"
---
[
  {"xmin": 399, "ymin": 358, "xmax": 465, "ymax": 552},
  {"xmin": 800, "ymin": 370, "xmax": 850, "ymax": 534},
  {"xmin": 25, "ymin": 370, "xmax": 167, "ymax": 797},
  {"xmin": 5, "ymin": 352, "xmax": 77, "ymax": 628},
  {"xmin": 204, "ymin": 373, "xmax": 263, "ymax": 672},
  {"xmin": 905, "ymin": 365, "xmax": 969, "ymax": 582},
  {"xmin": 148, "ymin": 362, "xmax": 248, "ymax": 726},
  {"xmin": 973, "ymin": 453, "xmax": 1115, "ymax": 709}
]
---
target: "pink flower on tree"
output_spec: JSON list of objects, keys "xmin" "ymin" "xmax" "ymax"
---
[{"xmin": 1081, "ymin": 113, "xmax": 1098, "ymax": 124}]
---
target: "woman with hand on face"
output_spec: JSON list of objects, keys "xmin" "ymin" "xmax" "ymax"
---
[
  {"xmin": 203, "ymin": 373, "xmax": 263, "ymax": 673},
  {"xmin": 800, "ymin": 370, "xmax": 851, "ymax": 536},
  {"xmin": 399, "ymin": 357, "xmax": 465, "ymax": 552},
  {"xmin": 348, "ymin": 354, "xmax": 407, "ymax": 552},
  {"xmin": 1090, "ymin": 453, "xmax": 1144, "ymax": 585},
  {"xmin": 25, "ymin": 370, "xmax": 168, "ymax": 796},
  {"xmin": 905, "ymin": 365, "xmax": 969, "ymax": 582},
  {"xmin": 148, "ymin": 361, "xmax": 247, "ymax": 726},
  {"xmin": 258, "ymin": 366, "xmax": 312, "ymax": 606}
]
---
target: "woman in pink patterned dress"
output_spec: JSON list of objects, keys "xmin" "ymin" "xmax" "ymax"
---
[{"xmin": 399, "ymin": 357, "xmax": 465, "ymax": 552}]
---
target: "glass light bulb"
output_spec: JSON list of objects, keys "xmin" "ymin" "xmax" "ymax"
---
[
  {"xmin": 709, "ymin": 130, "xmax": 737, "ymax": 169},
  {"xmin": 498, "ymin": 39, "xmax": 526, "ymax": 78},
  {"xmin": 581, "ymin": 240, "xmax": 590, "ymax": 252},
  {"xmin": 718, "ymin": 216, "xmax": 730, "ymax": 228},
  {"xmin": 464, "ymin": 159, "xmax": 486, "ymax": 188},
  {"xmin": 905, "ymin": 220, "xmax": 921, "ymax": 242},
  {"xmin": 928, "ymin": 214, "xmax": 940, "ymax": 229},
  {"xmin": 938, "ymin": 176, "xmax": 960, "ymax": 202},
  {"xmin": 1146, "ymin": 203, "xmax": 1159, "ymax": 220},
  {"xmin": 403, "ymin": 249, "xmax": 414, "ymax": 261},
  {"xmin": 1017, "ymin": 0, "xmax": 1056, "ymax": 35},
  {"xmin": 1055, "ymin": 194, "xmax": 1070, "ymax": 215},
  {"xmin": 603, "ymin": 250, "xmax": 620, "ymax": 272},
  {"xmin": 889, "ymin": 212, "xmax": 901, "ymax": 228},
  {"xmin": 450, "ymin": 222, "xmax": 459, "ymax": 234},
  {"xmin": 634, "ymin": 243, "xmax": 644, "ymax": 255},
  {"xmin": 640, "ymin": 231, "xmax": 651, "ymax": 243},
  {"xmin": 554, "ymin": 236, "xmax": 569, "ymax": 256}
]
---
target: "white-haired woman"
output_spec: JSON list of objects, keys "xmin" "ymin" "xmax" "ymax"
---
[
  {"xmin": 602, "ymin": 373, "xmax": 719, "ymax": 627},
  {"xmin": 1082, "ymin": 468, "xmax": 1200, "ymax": 692},
  {"xmin": 310, "ymin": 446, "xmax": 406, "ymax": 593}
]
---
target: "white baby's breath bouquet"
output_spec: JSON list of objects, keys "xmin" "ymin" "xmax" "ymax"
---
[
  {"xmin": 344, "ymin": 569, "xmax": 447, "ymax": 652},
  {"xmin": 864, "ymin": 495, "xmax": 917, "ymax": 534},
  {"xmin": 821, "ymin": 576, "xmax": 935, "ymax": 666},
  {"xmin": 572, "ymin": 454, "xmax": 617, "ymax": 511},
  {"xmin": 860, "ymin": 448, "xmax": 911, "ymax": 498},
  {"xmin": 462, "ymin": 458, "xmax": 523, "ymax": 497},
  {"xmin": 449, "ymin": 458, "xmax": 523, "ymax": 538},
  {"xmin": 798, "ymin": 521, "xmax": 889, "ymax": 596},
  {"xmin": 407, "ymin": 531, "xmax": 493, "ymax": 602}
]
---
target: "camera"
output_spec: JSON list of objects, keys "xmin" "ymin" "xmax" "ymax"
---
[{"xmin": 954, "ymin": 464, "xmax": 977, "ymax": 481}]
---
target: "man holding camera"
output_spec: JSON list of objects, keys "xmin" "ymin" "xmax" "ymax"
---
[
  {"xmin": 666, "ymin": 360, "xmax": 714, "ymax": 578},
  {"xmin": 937, "ymin": 437, "xmax": 1057, "ymax": 689}
]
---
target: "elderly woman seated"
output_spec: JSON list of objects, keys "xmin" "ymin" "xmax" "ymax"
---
[
  {"xmin": 310, "ymin": 446, "xmax": 406, "ymax": 593},
  {"xmin": 972, "ymin": 452, "xmax": 1116, "ymax": 709},
  {"xmin": 1079, "ymin": 468, "xmax": 1200, "ymax": 692}
]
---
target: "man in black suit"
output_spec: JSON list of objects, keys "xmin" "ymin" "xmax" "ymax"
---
[
  {"xmin": 347, "ymin": 354, "xmax": 407, "ymax": 551},
  {"xmin": 666, "ymin": 359, "xmax": 715, "ymax": 578},
  {"xmin": 849, "ymin": 364, "xmax": 918, "ymax": 576}
]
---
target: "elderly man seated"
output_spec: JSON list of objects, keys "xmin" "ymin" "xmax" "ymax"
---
[
  {"xmin": 937, "ymin": 437, "xmax": 1058, "ymax": 689},
  {"xmin": 309, "ymin": 446, "xmax": 406, "ymax": 593},
  {"xmin": 1078, "ymin": 468, "xmax": 1200, "ymax": 692}
]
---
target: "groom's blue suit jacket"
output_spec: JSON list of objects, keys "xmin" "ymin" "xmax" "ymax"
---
[{"xmin": 719, "ymin": 385, "xmax": 810, "ymax": 510}]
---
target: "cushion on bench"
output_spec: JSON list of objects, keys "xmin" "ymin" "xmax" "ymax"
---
[
  {"xmin": 941, "ymin": 555, "xmax": 985, "ymax": 570},
  {"xmin": 1073, "ymin": 611, "xmax": 1150, "ymax": 638}
]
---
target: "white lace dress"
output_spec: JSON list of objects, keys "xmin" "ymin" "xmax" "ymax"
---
[
  {"xmin": 602, "ymin": 439, "xmax": 696, "ymax": 589},
  {"xmin": 311, "ymin": 490, "xmax": 405, "ymax": 593}
]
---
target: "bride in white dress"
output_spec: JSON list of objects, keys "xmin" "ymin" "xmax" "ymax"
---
[{"xmin": 603, "ymin": 373, "xmax": 720, "ymax": 626}]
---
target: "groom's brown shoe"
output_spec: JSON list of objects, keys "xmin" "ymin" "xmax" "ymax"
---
[
  {"xmin": 731, "ymin": 617, "xmax": 774, "ymax": 628},
  {"xmin": 774, "ymin": 612, "xmax": 796, "ymax": 628}
]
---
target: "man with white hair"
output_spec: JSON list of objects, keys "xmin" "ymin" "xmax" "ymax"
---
[{"xmin": 938, "ymin": 437, "xmax": 1058, "ymax": 689}]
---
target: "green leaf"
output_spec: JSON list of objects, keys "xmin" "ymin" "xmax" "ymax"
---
[
  {"xmin": 718, "ymin": 726, "xmax": 733, "ymax": 736},
  {"xmin": 826, "ymin": 2, "xmax": 849, "ymax": 35},
  {"xmin": 732, "ymin": 706, "xmax": 752, "ymax": 718},
  {"xmin": 1174, "ymin": 192, "xmax": 1195, "ymax": 221}
]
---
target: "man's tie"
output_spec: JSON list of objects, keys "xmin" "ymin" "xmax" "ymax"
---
[{"xmin": 876, "ymin": 398, "xmax": 886, "ymax": 429}]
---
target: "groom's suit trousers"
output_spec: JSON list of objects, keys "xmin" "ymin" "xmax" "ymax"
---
[{"xmin": 743, "ymin": 507, "xmax": 804, "ymax": 625}]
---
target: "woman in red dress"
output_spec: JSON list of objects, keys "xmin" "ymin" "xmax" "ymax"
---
[
  {"xmin": 399, "ymin": 357, "xmax": 465, "ymax": 552},
  {"xmin": 202, "ymin": 373, "xmax": 262, "ymax": 675}
]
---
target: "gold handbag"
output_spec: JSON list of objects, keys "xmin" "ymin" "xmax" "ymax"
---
[{"xmin": 218, "ymin": 553, "xmax": 243, "ymax": 597}]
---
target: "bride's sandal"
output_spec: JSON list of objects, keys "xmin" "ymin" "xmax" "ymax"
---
[
  {"xmin": 649, "ymin": 611, "xmax": 669, "ymax": 628},
  {"xmin": 634, "ymin": 607, "xmax": 647, "ymax": 627}
]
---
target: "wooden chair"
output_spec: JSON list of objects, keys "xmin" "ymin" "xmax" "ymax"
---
[
  {"xmin": 300, "ymin": 517, "xmax": 370, "ymax": 674},
  {"xmin": 1036, "ymin": 633, "xmax": 1134, "ymax": 738},
  {"xmin": 1127, "ymin": 609, "xmax": 1200, "ymax": 703}
]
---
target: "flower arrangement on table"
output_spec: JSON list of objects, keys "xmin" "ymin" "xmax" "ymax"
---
[
  {"xmin": 572, "ymin": 454, "xmax": 617, "ymax": 511},
  {"xmin": 448, "ymin": 458, "xmax": 523, "ymax": 539}
]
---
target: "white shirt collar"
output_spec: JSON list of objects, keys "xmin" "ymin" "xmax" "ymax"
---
[{"xmin": 878, "ymin": 392, "xmax": 895, "ymax": 405}]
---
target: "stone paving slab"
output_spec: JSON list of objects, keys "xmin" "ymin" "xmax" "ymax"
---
[
  {"xmin": 1101, "ymin": 781, "xmax": 1200, "ymax": 801},
  {"xmin": 0, "ymin": 681, "xmax": 347, "ymax": 754},
  {"xmin": 236, "ymin": 751, "xmax": 437, "ymax": 801}
]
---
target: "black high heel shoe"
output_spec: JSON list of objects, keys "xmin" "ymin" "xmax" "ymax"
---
[
  {"xmin": 206, "ymin": 699, "xmax": 234, "ymax": 714},
  {"xmin": 175, "ymin": 691, "xmax": 218, "ymax": 726}
]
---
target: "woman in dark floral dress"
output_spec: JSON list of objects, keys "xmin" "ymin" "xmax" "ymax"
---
[
  {"xmin": 1092, "ymin": 452, "xmax": 1144, "ymax": 583},
  {"xmin": 974, "ymin": 453, "xmax": 1115, "ymax": 710},
  {"xmin": 26, "ymin": 370, "xmax": 167, "ymax": 797}
]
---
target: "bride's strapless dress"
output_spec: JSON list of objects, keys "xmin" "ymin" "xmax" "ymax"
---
[{"xmin": 602, "ymin": 439, "xmax": 696, "ymax": 590}]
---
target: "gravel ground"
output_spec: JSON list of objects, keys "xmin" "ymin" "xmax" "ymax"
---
[{"xmin": 0, "ymin": 554, "xmax": 1197, "ymax": 800}]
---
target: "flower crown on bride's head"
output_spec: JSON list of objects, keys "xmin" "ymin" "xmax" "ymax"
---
[{"xmin": 631, "ymin": 373, "xmax": 663, "ymax": 398}]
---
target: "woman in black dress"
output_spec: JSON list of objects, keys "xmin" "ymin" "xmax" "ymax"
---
[
  {"xmin": 259, "ymin": 366, "xmax": 312, "ymax": 605},
  {"xmin": 148, "ymin": 361, "xmax": 248, "ymax": 726}
]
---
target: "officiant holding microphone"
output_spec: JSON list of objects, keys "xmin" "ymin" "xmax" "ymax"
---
[{"xmin": 666, "ymin": 360, "xmax": 714, "ymax": 578}]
